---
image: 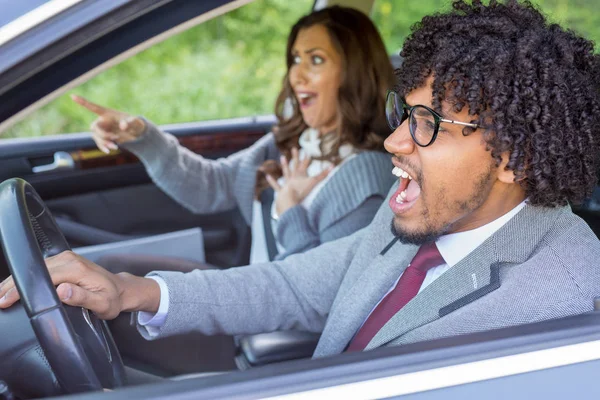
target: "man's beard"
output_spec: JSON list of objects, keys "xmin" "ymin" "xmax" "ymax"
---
[
  {"xmin": 391, "ymin": 218, "xmax": 447, "ymax": 245},
  {"xmin": 391, "ymin": 164, "xmax": 495, "ymax": 245}
]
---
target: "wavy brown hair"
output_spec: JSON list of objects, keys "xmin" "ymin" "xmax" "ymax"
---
[{"xmin": 256, "ymin": 6, "xmax": 395, "ymax": 196}]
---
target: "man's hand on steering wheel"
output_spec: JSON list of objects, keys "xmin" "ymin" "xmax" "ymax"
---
[{"xmin": 0, "ymin": 251, "xmax": 161, "ymax": 319}]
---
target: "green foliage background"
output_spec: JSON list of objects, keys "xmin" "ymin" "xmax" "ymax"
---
[{"xmin": 4, "ymin": 0, "xmax": 600, "ymax": 139}]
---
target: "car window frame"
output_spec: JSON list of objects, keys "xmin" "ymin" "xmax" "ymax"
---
[
  {"xmin": 69, "ymin": 313, "xmax": 600, "ymax": 399},
  {"xmin": 2, "ymin": 0, "xmax": 600, "ymax": 397},
  {"xmin": 0, "ymin": 0, "xmax": 255, "ymax": 135}
]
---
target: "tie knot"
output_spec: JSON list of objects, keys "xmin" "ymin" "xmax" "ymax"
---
[{"xmin": 410, "ymin": 242, "xmax": 444, "ymax": 272}]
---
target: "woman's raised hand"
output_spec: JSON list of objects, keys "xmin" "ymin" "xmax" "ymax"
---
[
  {"xmin": 266, "ymin": 147, "xmax": 331, "ymax": 216},
  {"xmin": 71, "ymin": 95, "xmax": 146, "ymax": 154}
]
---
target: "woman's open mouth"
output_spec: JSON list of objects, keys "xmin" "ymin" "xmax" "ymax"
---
[
  {"xmin": 389, "ymin": 166, "xmax": 421, "ymax": 215},
  {"xmin": 297, "ymin": 92, "xmax": 317, "ymax": 109}
]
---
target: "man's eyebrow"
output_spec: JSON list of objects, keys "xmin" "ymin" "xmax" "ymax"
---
[
  {"xmin": 404, "ymin": 98, "xmax": 419, "ymax": 108},
  {"xmin": 405, "ymin": 91, "xmax": 452, "ymax": 114},
  {"xmin": 406, "ymin": 98, "xmax": 457, "ymax": 118},
  {"xmin": 440, "ymin": 103, "xmax": 465, "ymax": 120}
]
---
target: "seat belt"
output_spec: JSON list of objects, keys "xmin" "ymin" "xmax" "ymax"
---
[{"xmin": 259, "ymin": 188, "xmax": 278, "ymax": 261}]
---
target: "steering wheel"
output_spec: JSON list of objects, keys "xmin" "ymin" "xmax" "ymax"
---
[{"xmin": 0, "ymin": 178, "xmax": 125, "ymax": 394}]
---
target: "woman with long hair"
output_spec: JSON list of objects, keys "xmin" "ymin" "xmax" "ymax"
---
[{"xmin": 74, "ymin": 6, "xmax": 396, "ymax": 268}]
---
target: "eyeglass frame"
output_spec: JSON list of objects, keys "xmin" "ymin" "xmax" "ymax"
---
[{"xmin": 386, "ymin": 90, "xmax": 479, "ymax": 147}]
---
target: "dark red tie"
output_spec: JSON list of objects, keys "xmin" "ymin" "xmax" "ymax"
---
[{"xmin": 346, "ymin": 242, "xmax": 444, "ymax": 352}]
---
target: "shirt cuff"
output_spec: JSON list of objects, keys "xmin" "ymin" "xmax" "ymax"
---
[{"xmin": 137, "ymin": 275, "xmax": 170, "ymax": 337}]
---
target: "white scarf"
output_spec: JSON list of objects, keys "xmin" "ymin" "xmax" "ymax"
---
[{"xmin": 293, "ymin": 128, "xmax": 355, "ymax": 177}]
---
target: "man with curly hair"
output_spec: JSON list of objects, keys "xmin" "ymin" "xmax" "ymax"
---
[{"xmin": 2, "ymin": 0, "xmax": 600, "ymax": 357}]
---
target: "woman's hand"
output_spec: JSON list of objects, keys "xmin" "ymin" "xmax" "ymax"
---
[
  {"xmin": 71, "ymin": 95, "xmax": 146, "ymax": 154},
  {"xmin": 266, "ymin": 148, "xmax": 331, "ymax": 216},
  {"xmin": 0, "ymin": 251, "xmax": 160, "ymax": 320}
]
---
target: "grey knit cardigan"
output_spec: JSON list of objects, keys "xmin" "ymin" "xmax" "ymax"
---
[{"xmin": 122, "ymin": 122, "xmax": 395, "ymax": 259}]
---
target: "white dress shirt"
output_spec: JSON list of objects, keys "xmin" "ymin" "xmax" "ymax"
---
[
  {"xmin": 137, "ymin": 276, "xmax": 170, "ymax": 336},
  {"xmin": 140, "ymin": 196, "xmax": 527, "ymax": 337},
  {"xmin": 360, "ymin": 200, "xmax": 527, "ymax": 327}
]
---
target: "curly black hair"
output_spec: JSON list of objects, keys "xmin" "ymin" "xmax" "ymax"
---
[{"xmin": 396, "ymin": 0, "xmax": 600, "ymax": 207}]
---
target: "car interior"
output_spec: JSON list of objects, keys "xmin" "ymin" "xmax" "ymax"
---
[
  {"xmin": 0, "ymin": 0, "xmax": 405, "ymax": 383},
  {"xmin": 1, "ymin": 0, "xmax": 600, "ymax": 398}
]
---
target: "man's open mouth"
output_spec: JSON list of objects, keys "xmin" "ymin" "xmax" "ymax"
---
[{"xmin": 392, "ymin": 166, "xmax": 421, "ymax": 204}]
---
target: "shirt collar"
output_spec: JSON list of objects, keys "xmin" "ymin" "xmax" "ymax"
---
[{"xmin": 436, "ymin": 200, "xmax": 527, "ymax": 267}]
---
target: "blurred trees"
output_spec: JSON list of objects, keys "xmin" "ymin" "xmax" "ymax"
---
[
  {"xmin": 372, "ymin": 0, "xmax": 600, "ymax": 55},
  {"xmin": 3, "ymin": 0, "xmax": 311, "ymax": 138},
  {"xmin": 4, "ymin": 0, "xmax": 600, "ymax": 139}
]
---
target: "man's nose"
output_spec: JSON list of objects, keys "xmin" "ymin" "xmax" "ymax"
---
[{"xmin": 384, "ymin": 121, "xmax": 415, "ymax": 156}]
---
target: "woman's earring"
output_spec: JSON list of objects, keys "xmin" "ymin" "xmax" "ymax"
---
[{"xmin": 283, "ymin": 97, "xmax": 295, "ymax": 120}]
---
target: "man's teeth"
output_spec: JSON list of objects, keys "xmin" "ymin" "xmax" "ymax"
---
[
  {"xmin": 392, "ymin": 166, "xmax": 413, "ymax": 180},
  {"xmin": 393, "ymin": 166, "xmax": 412, "ymax": 204},
  {"xmin": 395, "ymin": 190, "xmax": 408, "ymax": 204}
]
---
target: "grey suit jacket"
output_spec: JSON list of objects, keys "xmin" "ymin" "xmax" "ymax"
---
[{"xmin": 142, "ymin": 185, "xmax": 600, "ymax": 357}]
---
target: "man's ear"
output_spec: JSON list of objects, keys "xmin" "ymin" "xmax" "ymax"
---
[{"xmin": 496, "ymin": 152, "xmax": 519, "ymax": 184}]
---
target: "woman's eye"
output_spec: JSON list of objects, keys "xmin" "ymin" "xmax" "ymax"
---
[
  {"xmin": 312, "ymin": 55, "xmax": 324, "ymax": 65},
  {"xmin": 292, "ymin": 55, "xmax": 302, "ymax": 64}
]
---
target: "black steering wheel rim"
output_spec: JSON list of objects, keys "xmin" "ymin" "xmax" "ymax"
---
[{"xmin": 0, "ymin": 178, "xmax": 125, "ymax": 394}]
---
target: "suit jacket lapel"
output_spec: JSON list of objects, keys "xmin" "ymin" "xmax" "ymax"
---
[
  {"xmin": 315, "ymin": 238, "xmax": 419, "ymax": 356},
  {"xmin": 365, "ymin": 239, "xmax": 501, "ymax": 350},
  {"xmin": 365, "ymin": 203, "xmax": 568, "ymax": 350}
]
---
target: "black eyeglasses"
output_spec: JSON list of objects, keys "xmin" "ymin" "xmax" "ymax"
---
[{"xmin": 385, "ymin": 90, "xmax": 479, "ymax": 147}]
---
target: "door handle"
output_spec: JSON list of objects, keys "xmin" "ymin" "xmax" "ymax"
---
[{"xmin": 32, "ymin": 151, "xmax": 75, "ymax": 173}]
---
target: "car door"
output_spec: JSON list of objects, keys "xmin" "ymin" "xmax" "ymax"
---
[
  {"xmin": 0, "ymin": 117, "xmax": 272, "ymax": 268},
  {"xmin": 0, "ymin": 0, "xmax": 312, "ymax": 271},
  {"xmin": 0, "ymin": 119, "xmax": 273, "ymax": 266},
  {"xmin": 72, "ymin": 311, "xmax": 600, "ymax": 399}
]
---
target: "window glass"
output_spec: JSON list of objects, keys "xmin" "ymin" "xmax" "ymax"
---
[
  {"xmin": 371, "ymin": 0, "xmax": 449, "ymax": 56},
  {"xmin": 3, "ymin": 0, "xmax": 311, "ymax": 139},
  {"xmin": 372, "ymin": 0, "xmax": 600, "ymax": 57}
]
